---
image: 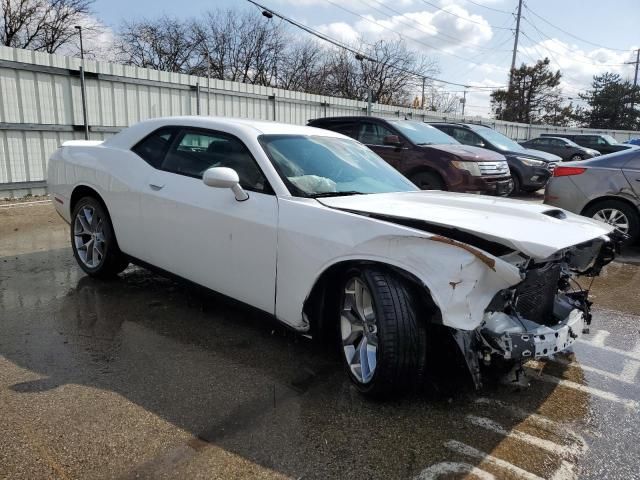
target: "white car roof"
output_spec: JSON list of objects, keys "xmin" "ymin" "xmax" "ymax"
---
[{"xmin": 104, "ymin": 116, "xmax": 346, "ymax": 149}]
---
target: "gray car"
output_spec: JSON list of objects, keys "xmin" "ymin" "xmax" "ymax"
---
[
  {"xmin": 520, "ymin": 136, "xmax": 600, "ymax": 162},
  {"xmin": 544, "ymin": 149, "xmax": 640, "ymax": 243}
]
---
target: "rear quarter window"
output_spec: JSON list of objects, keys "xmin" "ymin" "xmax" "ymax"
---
[{"xmin": 131, "ymin": 127, "xmax": 178, "ymax": 168}]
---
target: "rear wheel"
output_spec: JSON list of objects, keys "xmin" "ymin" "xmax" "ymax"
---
[
  {"xmin": 411, "ymin": 171, "xmax": 445, "ymax": 191},
  {"xmin": 569, "ymin": 154, "xmax": 583, "ymax": 161},
  {"xmin": 583, "ymin": 199, "xmax": 640, "ymax": 245},
  {"xmin": 338, "ymin": 267, "xmax": 427, "ymax": 397},
  {"xmin": 71, "ymin": 197, "xmax": 129, "ymax": 277}
]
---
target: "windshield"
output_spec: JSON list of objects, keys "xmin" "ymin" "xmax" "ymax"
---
[
  {"xmin": 602, "ymin": 134, "xmax": 619, "ymax": 145},
  {"xmin": 473, "ymin": 125, "xmax": 525, "ymax": 152},
  {"xmin": 388, "ymin": 120, "xmax": 459, "ymax": 145},
  {"xmin": 259, "ymin": 135, "xmax": 418, "ymax": 197},
  {"xmin": 562, "ymin": 138, "xmax": 580, "ymax": 147}
]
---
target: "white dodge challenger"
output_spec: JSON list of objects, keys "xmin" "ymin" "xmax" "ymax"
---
[{"xmin": 48, "ymin": 116, "xmax": 619, "ymax": 396}]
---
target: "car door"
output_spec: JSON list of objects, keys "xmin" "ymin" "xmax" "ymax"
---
[
  {"xmin": 622, "ymin": 154, "xmax": 640, "ymax": 197},
  {"xmin": 140, "ymin": 127, "xmax": 278, "ymax": 314},
  {"xmin": 546, "ymin": 138, "xmax": 565, "ymax": 157},
  {"xmin": 356, "ymin": 121, "xmax": 404, "ymax": 168}
]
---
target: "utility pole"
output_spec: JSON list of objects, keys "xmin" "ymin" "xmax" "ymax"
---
[
  {"xmin": 421, "ymin": 77, "xmax": 426, "ymax": 109},
  {"xmin": 75, "ymin": 25, "xmax": 89, "ymax": 140},
  {"xmin": 509, "ymin": 0, "xmax": 523, "ymax": 87},
  {"xmin": 461, "ymin": 90, "xmax": 467, "ymax": 116},
  {"xmin": 625, "ymin": 48, "xmax": 640, "ymax": 113}
]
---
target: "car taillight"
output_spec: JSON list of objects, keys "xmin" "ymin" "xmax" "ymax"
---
[{"xmin": 553, "ymin": 166, "xmax": 586, "ymax": 177}]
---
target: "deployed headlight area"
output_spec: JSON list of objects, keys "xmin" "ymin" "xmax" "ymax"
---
[{"xmin": 477, "ymin": 236, "xmax": 616, "ymax": 363}]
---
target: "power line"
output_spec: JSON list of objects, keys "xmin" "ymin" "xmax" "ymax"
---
[
  {"xmin": 322, "ymin": 0, "xmax": 501, "ymax": 66},
  {"xmin": 463, "ymin": 0, "xmax": 512, "ymax": 15},
  {"xmin": 417, "ymin": 0, "xmax": 513, "ymax": 30},
  {"xmin": 246, "ymin": 0, "xmax": 507, "ymax": 89},
  {"xmin": 523, "ymin": 2, "xmax": 632, "ymax": 53},
  {"xmin": 520, "ymin": 31, "xmax": 627, "ymax": 67},
  {"xmin": 361, "ymin": 0, "xmax": 511, "ymax": 53}
]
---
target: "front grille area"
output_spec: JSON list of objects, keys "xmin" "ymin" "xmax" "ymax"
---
[
  {"xmin": 514, "ymin": 263, "xmax": 561, "ymax": 324},
  {"xmin": 478, "ymin": 161, "xmax": 509, "ymax": 176}
]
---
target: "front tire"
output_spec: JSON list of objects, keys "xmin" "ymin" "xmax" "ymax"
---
[
  {"xmin": 338, "ymin": 267, "xmax": 427, "ymax": 397},
  {"xmin": 583, "ymin": 199, "xmax": 640, "ymax": 245},
  {"xmin": 569, "ymin": 154, "xmax": 583, "ymax": 161},
  {"xmin": 71, "ymin": 196, "xmax": 129, "ymax": 278},
  {"xmin": 411, "ymin": 171, "xmax": 445, "ymax": 190}
]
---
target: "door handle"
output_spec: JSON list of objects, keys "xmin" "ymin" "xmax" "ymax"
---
[{"xmin": 149, "ymin": 182, "xmax": 165, "ymax": 190}]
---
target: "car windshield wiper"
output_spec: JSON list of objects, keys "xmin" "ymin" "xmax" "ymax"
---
[
  {"xmin": 310, "ymin": 191, "xmax": 365, "ymax": 198},
  {"xmin": 415, "ymin": 142, "xmax": 434, "ymax": 145}
]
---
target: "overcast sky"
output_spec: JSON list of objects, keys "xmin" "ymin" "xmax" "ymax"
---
[{"xmin": 93, "ymin": 0, "xmax": 640, "ymax": 116}]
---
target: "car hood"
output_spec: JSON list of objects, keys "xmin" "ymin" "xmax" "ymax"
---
[
  {"xmin": 504, "ymin": 148, "xmax": 562, "ymax": 162},
  {"xmin": 318, "ymin": 191, "xmax": 613, "ymax": 259},
  {"xmin": 425, "ymin": 143, "xmax": 506, "ymax": 161}
]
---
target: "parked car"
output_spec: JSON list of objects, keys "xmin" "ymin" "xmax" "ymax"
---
[
  {"xmin": 545, "ymin": 148, "xmax": 640, "ymax": 244},
  {"xmin": 541, "ymin": 133, "xmax": 634, "ymax": 155},
  {"xmin": 429, "ymin": 122, "xmax": 561, "ymax": 194},
  {"xmin": 49, "ymin": 116, "xmax": 618, "ymax": 397},
  {"xmin": 307, "ymin": 116, "xmax": 513, "ymax": 196},
  {"xmin": 624, "ymin": 138, "xmax": 640, "ymax": 146},
  {"xmin": 520, "ymin": 136, "xmax": 600, "ymax": 161}
]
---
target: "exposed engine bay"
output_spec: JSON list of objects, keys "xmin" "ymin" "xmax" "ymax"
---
[{"xmin": 459, "ymin": 233, "xmax": 621, "ymax": 388}]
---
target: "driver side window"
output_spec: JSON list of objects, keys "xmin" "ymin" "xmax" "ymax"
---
[
  {"xmin": 160, "ymin": 129, "xmax": 269, "ymax": 193},
  {"xmin": 357, "ymin": 122, "xmax": 396, "ymax": 145}
]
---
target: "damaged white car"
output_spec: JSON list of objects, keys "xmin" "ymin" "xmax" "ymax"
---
[{"xmin": 48, "ymin": 117, "xmax": 621, "ymax": 397}]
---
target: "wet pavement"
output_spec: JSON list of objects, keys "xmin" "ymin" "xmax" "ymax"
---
[{"xmin": 1, "ymin": 203, "xmax": 640, "ymax": 480}]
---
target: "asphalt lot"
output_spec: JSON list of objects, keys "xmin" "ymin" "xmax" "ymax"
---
[{"xmin": 1, "ymin": 201, "xmax": 640, "ymax": 480}]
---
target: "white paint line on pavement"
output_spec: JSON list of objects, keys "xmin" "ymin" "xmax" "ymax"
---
[
  {"xmin": 414, "ymin": 461, "xmax": 495, "ymax": 480},
  {"xmin": 466, "ymin": 415, "xmax": 580, "ymax": 458},
  {"xmin": 577, "ymin": 334, "xmax": 640, "ymax": 362},
  {"xmin": 475, "ymin": 398, "xmax": 588, "ymax": 454},
  {"xmin": 587, "ymin": 330, "xmax": 610, "ymax": 347},
  {"xmin": 531, "ymin": 371, "xmax": 639, "ymax": 409},
  {"xmin": 0, "ymin": 200, "xmax": 51, "ymax": 208},
  {"xmin": 531, "ymin": 357, "xmax": 639, "ymax": 385},
  {"xmin": 620, "ymin": 360, "xmax": 640, "ymax": 383},
  {"xmin": 445, "ymin": 440, "xmax": 544, "ymax": 480},
  {"xmin": 551, "ymin": 460, "xmax": 579, "ymax": 480}
]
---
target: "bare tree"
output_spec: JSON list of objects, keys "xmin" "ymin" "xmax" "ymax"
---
[
  {"xmin": 428, "ymin": 88, "xmax": 461, "ymax": 114},
  {"xmin": 115, "ymin": 16, "xmax": 200, "ymax": 73},
  {"xmin": 192, "ymin": 9, "xmax": 285, "ymax": 85},
  {"xmin": 322, "ymin": 39, "xmax": 439, "ymax": 106},
  {"xmin": 275, "ymin": 39, "xmax": 328, "ymax": 93},
  {"xmin": 1, "ymin": 0, "xmax": 94, "ymax": 53}
]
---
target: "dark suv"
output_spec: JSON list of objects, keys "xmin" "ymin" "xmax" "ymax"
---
[
  {"xmin": 520, "ymin": 136, "xmax": 600, "ymax": 161},
  {"xmin": 541, "ymin": 133, "xmax": 633, "ymax": 155},
  {"xmin": 307, "ymin": 116, "xmax": 513, "ymax": 195},
  {"xmin": 430, "ymin": 122, "xmax": 561, "ymax": 193}
]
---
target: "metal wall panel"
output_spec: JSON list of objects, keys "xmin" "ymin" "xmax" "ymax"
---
[{"xmin": 1, "ymin": 44, "xmax": 639, "ymax": 196}]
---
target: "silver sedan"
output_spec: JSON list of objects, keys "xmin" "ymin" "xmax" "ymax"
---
[{"xmin": 544, "ymin": 148, "xmax": 640, "ymax": 244}]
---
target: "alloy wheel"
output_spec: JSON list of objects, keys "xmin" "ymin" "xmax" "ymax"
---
[
  {"xmin": 73, "ymin": 205, "xmax": 105, "ymax": 268},
  {"xmin": 593, "ymin": 208, "xmax": 630, "ymax": 234},
  {"xmin": 341, "ymin": 277, "xmax": 379, "ymax": 384}
]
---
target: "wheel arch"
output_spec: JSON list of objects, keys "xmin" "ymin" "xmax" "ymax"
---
[
  {"xmin": 302, "ymin": 259, "xmax": 441, "ymax": 344},
  {"xmin": 580, "ymin": 195, "xmax": 640, "ymax": 217},
  {"xmin": 69, "ymin": 184, "xmax": 122, "ymax": 247},
  {"xmin": 405, "ymin": 166, "xmax": 447, "ymax": 188}
]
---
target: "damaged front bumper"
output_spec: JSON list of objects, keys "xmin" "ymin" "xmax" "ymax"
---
[{"xmin": 480, "ymin": 307, "xmax": 585, "ymax": 361}]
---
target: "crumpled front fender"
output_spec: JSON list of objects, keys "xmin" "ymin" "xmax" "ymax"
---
[{"xmin": 317, "ymin": 234, "xmax": 523, "ymax": 331}]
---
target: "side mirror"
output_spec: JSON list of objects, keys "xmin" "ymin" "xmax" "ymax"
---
[
  {"xmin": 202, "ymin": 167, "xmax": 249, "ymax": 201},
  {"xmin": 383, "ymin": 135, "xmax": 401, "ymax": 147},
  {"xmin": 475, "ymin": 141, "xmax": 485, "ymax": 148}
]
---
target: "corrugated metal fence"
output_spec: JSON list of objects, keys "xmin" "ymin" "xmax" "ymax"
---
[{"xmin": 1, "ymin": 45, "xmax": 639, "ymax": 197}]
